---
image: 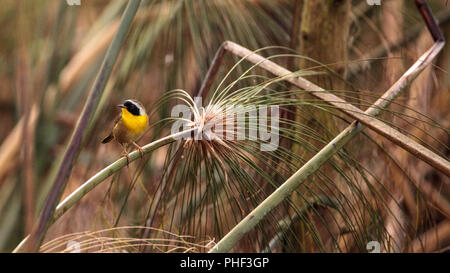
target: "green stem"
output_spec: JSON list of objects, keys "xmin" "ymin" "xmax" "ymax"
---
[
  {"xmin": 13, "ymin": 128, "xmax": 196, "ymax": 253},
  {"xmin": 209, "ymin": 40, "xmax": 445, "ymax": 253},
  {"xmin": 209, "ymin": 121, "xmax": 361, "ymax": 253},
  {"xmin": 25, "ymin": 0, "xmax": 142, "ymax": 252}
]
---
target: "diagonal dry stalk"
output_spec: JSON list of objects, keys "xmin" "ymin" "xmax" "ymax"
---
[
  {"xmin": 12, "ymin": 128, "xmax": 196, "ymax": 253},
  {"xmin": 209, "ymin": 0, "xmax": 448, "ymax": 252},
  {"xmin": 193, "ymin": 15, "xmax": 448, "ymax": 179},
  {"xmin": 222, "ymin": 41, "xmax": 448, "ymax": 177},
  {"xmin": 24, "ymin": 0, "xmax": 142, "ymax": 252},
  {"xmin": 348, "ymin": 9, "xmax": 450, "ymax": 77},
  {"xmin": 195, "ymin": 42, "xmax": 449, "ymax": 177},
  {"xmin": 0, "ymin": 106, "xmax": 39, "ymax": 187},
  {"xmin": 408, "ymin": 220, "xmax": 450, "ymax": 252},
  {"xmin": 12, "ymin": 0, "xmax": 447, "ymax": 254}
]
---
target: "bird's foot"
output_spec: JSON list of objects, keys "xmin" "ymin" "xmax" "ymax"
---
[
  {"xmin": 132, "ymin": 142, "xmax": 145, "ymax": 158},
  {"xmin": 122, "ymin": 151, "xmax": 131, "ymax": 165}
]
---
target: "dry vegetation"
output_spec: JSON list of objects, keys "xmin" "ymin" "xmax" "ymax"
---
[{"xmin": 0, "ymin": 0, "xmax": 449, "ymax": 253}]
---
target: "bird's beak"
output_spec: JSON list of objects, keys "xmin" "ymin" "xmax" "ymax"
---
[{"xmin": 117, "ymin": 104, "xmax": 125, "ymax": 108}]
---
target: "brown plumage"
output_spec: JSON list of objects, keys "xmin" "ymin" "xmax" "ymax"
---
[{"xmin": 102, "ymin": 99, "xmax": 149, "ymax": 163}]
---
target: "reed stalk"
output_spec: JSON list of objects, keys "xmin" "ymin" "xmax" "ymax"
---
[
  {"xmin": 13, "ymin": 128, "xmax": 195, "ymax": 253},
  {"xmin": 24, "ymin": 0, "xmax": 142, "ymax": 252},
  {"xmin": 209, "ymin": 5, "xmax": 446, "ymax": 251}
]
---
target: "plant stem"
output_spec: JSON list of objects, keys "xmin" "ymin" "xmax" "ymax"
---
[
  {"xmin": 195, "ymin": 43, "xmax": 226, "ymax": 100},
  {"xmin": 52, "ymin": 129, "xmax": 194, "ymax": 222},
  {"xmin": 223, "ymin": 41, "xmax": 449, "ymax": 176},
  {"xmin": 348, "ymin": 9, "xmax": 450, "ymax": 77},
  {"xmin": 13, "ymin": 128, "xmax": 196, "ymax": 253},
  {"xmin": 24, "ymin": 0, "xmax": 142, "ymax": 252},
  {"xmin": 210, "ymin": 6, "xmax": 446, "ymax": 251},
  {"xmin": 209, "ymin": 120, "xmax": 362, "ymax": 253}
]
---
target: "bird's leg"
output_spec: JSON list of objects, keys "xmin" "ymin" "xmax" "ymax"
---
[
  {"xmin": 120, "ymin": 144, "xmax": 131, "ymax": 165},
  {"xmin": 132, "ymin": 141, "xmax": 145, "ymax": 158}
]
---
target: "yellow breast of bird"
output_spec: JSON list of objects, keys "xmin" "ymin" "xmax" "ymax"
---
[{"xmin": 121, "ymin": 108, "xmax": 148, "ymax": 136}]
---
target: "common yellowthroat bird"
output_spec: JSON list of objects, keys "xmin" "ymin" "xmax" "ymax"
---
[{"xmin": 102, "ymin": 99, "xmax": 149, "ymax": 163}]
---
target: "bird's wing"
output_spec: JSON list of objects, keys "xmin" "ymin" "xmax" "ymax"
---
[{"xmin": 101, "ymin": 113, "xmax": 122, "ymax": 144}]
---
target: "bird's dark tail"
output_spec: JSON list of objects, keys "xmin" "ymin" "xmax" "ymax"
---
[{"xmin": 101, "ymin": 133, "xmax": 114, "ymax": 144}]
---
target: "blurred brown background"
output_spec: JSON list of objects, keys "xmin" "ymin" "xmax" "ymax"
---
[{"xmin": 0, "ymin": 0, "xmax": 449, "ymax": 252}]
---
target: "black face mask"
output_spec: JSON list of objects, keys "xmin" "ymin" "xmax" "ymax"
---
[{"xmin": 124, "ymin": 101, "xmax": 141, "ymax": 116}]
